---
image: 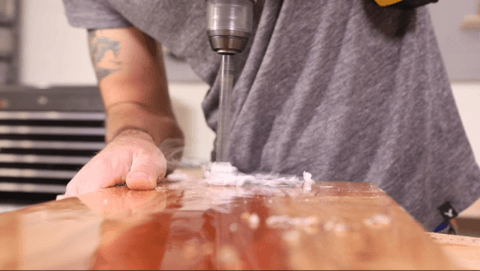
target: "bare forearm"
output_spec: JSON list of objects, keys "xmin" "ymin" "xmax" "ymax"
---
[
  {"xmin": 87, "ymin": 27, "xmax": 183, "ymax": 146},
  {"xmin": 67, "ymin": 27, "xmax": 183, "ymax": 196}
]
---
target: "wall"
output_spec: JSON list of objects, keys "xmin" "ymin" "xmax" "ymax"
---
[
  {"xmin": 451, "ymin": 82, "xmax": 480, "ymax": 164},
  {"xmin": 428, "ymin": 0, "xmax": 480, "ymax": 80},
  {"xmin": 18, "ymin": 0, "xmax": 480, "ymax": 164},
  {"xmin": 19, "ymin": 0, "xmax": 96, "ymax": 86}
]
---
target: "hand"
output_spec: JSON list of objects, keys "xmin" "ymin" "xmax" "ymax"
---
[
  {"xmin": 77, "ymin": 186, "xmax": 171, "ymax": 220},
  {"xmin": 65, "ymin": 129, "xmax": 167, "ymax": 197}
]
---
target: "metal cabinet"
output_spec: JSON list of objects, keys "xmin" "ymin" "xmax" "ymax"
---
[{"xmin": 0, "ymin": 86, "xmax": 105, "ymax": 205}]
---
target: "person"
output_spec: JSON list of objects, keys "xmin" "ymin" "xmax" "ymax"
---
[{"xmin": 61, "ymin": 0, "xmax": 480, "ymax": 231}]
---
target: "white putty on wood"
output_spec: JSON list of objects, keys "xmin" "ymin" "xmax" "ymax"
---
[
  {"xmin": 217, "ymin": 245, "xmax": 242, "ymax": 270},
  {"xmin": 204, "ymin": 162, "xmax": 314, "ymax": 189},
  {"xmin": 266, "ymin": 215, "xmax": 319, "ymax": 229},
  {"xmin": 363, "ymin": 214, "xmax": 391, "ymax": 228},
  {"xmin": 229, "ymin": 223, "xmax": 238, "ymax": 232},
  {"xmin": 334, "ymin": 223, "xmax": 347, "ymax": 234},
  {"xmin": 302, "ymin": 171, "xmax": 314, "ymax": 191},
  {"xmin": 248, "ymin": 213, "xmax": 260, "ymax": 229},
  {"xmin": 167, "ymin": 172, "xmax": 189, "ymax": 182},
  {"xmin": 241, "ymin": 212, "xmax": 260, "ymax": 229},
  {"xmin": 323, "ymin": 217, "xmax": 348, "ymax": 235},
  {"xmin": 282, "ymin": 230, "xmax": 301, "ymax": 247},
  {"xmin": 157, "ymin": 163, "xmax": 319, "ymax": 215}
]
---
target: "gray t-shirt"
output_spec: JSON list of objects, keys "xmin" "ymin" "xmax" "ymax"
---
[{"xmin": 63, "ymin": 0, "xmax": 480, "ymax": 231}]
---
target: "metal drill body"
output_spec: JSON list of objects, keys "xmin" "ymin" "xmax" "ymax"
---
[{"xmin": 206, "ymin": 0, "xmax": 254, "ymax": 162}]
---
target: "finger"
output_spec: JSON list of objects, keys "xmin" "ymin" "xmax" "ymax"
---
[
  {"xmin": 126, "ymin": 151, "xmax": 167, "ymax": 190},
  {"xmin": 65, "ymin": 172, "xmax": 101, "ymax": 198},
  {"xmin": 65, "ymin": 159, "xmax": 126, "ymax": 197}
]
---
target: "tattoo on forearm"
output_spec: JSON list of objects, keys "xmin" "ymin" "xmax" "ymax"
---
[{"xmin": 88, "ymin": 29, "xmax": 122, "ymax": 82}]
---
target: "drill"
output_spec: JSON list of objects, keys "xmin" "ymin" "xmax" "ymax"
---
[{"xmin": 206, "ymin": 0, "xmax": 255, "ymax": 162}]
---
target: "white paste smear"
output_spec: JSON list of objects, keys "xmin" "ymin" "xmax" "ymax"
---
[
  {"xmin": 266, "ymin": 215, "xmax": 319, "ymax": 229},
  {"xmin": 363, "ymin": 214, "xmax": 391, "ymax": 228},
  {"xmin": 157, "ymin": 163, "xmax": 317, "ymax": 214},
  {"xmin": 205, "ymin": 162, "xmax": 314, "ymax": 189},
  {"xmin": 302, "ymin": 171, "xmax": 314, "ymax": 191},
  {"xmin": 248, "ymin": 213, "xmax": 260, "ymax": 229}
]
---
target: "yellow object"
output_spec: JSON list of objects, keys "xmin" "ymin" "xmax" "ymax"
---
[{"xmin": 374, "ymin": 0, "xmax": 404, "ymax": 7}]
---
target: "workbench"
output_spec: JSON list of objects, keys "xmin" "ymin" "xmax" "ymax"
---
[{"xmin": 0, "ymin": 168, "xmax": 478, "ymax": 269}]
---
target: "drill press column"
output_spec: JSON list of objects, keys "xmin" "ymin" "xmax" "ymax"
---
[{"xmin": 206, "ymin": 0, "xmax": 255, "ymax": 162}]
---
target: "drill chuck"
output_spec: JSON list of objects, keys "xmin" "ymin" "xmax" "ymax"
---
[
  {"xmin": 206, "ymin": 0, "xmax": 255, "ymax": 162},
  {"xmin": 206, "ymin": 0, "xmax": 255, "ymax": 55}
]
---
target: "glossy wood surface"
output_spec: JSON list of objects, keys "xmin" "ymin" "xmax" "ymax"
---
[{"xmin": 0, "ymin": 168, "xmax": 462, "ymax": 269}]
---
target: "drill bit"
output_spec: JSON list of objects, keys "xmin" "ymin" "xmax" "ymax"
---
[
  {"xmin": 216, "ymin": 54, "xmax": 234, "ymax": 162},
  {"xmin": 206, "ymin": 0, "xmax": 255, "ymax": 162}
]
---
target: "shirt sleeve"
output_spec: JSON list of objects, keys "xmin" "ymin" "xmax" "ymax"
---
[{"xmin": 62, "ymin": 0, "xmax": 132, "ymax": 29}]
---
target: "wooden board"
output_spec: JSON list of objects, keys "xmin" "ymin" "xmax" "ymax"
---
[
  {"xmin": 429, "ymin": 233, "xmax": 480, "ymax": 270},
  {"xmin": 0, "ymin": 168, "xmax": 462, "ymax": 269}
]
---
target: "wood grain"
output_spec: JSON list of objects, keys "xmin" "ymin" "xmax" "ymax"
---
[
  {"xmin": 429, "ymin": 233, "xmax": 480, "ymax": 270},
  {"xmin": 0, "ymin": 168, "xmax": 462, "ymax": 269}
]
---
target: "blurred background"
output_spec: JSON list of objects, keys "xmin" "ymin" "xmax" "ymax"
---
[{"xmin": 0, "ymin": 0, "xmax": 479, "ymax": 227}]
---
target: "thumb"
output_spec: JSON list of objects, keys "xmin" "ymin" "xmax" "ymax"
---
[{"xmin": 126, "ymin": 152, "xmax": 167, "ymax": 190}]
